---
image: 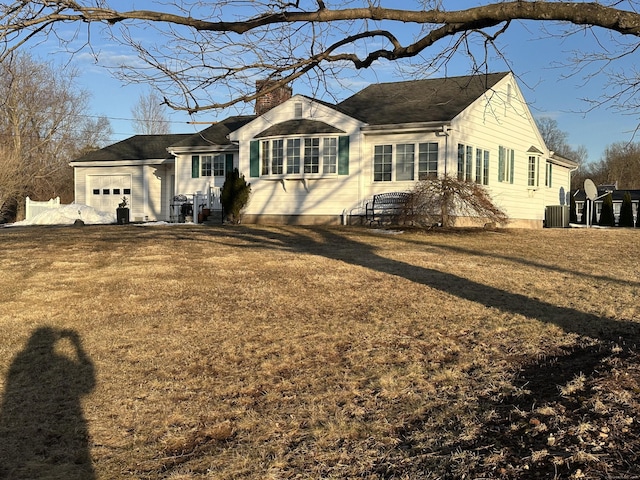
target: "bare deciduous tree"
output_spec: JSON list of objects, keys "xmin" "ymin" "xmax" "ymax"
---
[
  {"xmin": 593, "ymin": 142, "xmax": 640, "ymax": 189},
  {"xmin": 1, "ymin": 1, "xmax": 640, "ymax": 117},
  {"xmin": 131, "ymin": 91, "xmax": 171, "ymax": 135},
  {"xmin": 0, "ymin": 52, "xmax": 112, "ymax": 222},
  {"xmin": 535, "ymin": 117, "xmax": 590, "ymax": 189},
  {"xmin": 410, "ymin": 176, "xmax": 509, "ymax": 228}
]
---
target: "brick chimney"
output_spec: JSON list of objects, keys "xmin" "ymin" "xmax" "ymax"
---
[{"xmin": 255, "ymin": 79, "xmax": 293, "ymax": 116}]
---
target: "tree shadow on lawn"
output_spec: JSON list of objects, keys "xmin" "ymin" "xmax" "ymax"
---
[
  {"xmin": 212, "ymin": 225, "xmax": 640, "ymax": 478},
  {"xmin": 390, "ymin": 231, "xmax": 640, "ymax": 290},
  {"xmin": 0, "ymin": 327, "xmax": 96, "ymax": 479}
]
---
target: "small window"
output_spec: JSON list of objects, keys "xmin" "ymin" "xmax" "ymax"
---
[
  {"xmin": 103, "ymin": 189, "xmax": 110, "ymax": 195},
  {"xmin": 418, "ymin": 142, "xmax": 438, "ymax": 180},
  {"xmin": 374, "ymin": 145, "xmax": 393, "ymax": 182},
  {"xmin": 201, "ymin": 155, "xmax": 212, "ymax": 177},
  {"xmin": 213, "ymin": 154, "xmax": 225, "ymax": 177},
  {"xmin": 396, "ymin": 144, "xmax": 415, "ymax": 181},
  {"xmin": 123, "ymin": 188, "xmax": 131, "ymax": 195},
  {"xmin": 528, "ymin": 156, "xmax": 538, "ymax": 187},
  {"xmin": 294, "ymin": 102, "xmax": 303, "ymax": 118},
  {"xmin": 93, "ymin": 189, "xmax": 100, "ymax": 195},
  {"xmin": 113, "ymin": 188, "xmax": 121, "ymax": 195}
]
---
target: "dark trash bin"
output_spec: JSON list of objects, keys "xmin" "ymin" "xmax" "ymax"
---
[{"xmin": 116, "ymin": 207, "xmax": 129, "ymax": 225}]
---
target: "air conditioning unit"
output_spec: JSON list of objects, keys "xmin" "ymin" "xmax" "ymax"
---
[{"xmin": 545, "ymin": 205, "xmax": 570, "ymax": 228}]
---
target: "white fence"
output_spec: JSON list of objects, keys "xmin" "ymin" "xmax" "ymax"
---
[{"xmin": 25, "ymin": 196, "xmax": 61, "ymax": 220}]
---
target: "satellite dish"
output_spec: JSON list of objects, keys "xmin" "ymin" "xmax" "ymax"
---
[{"xmin": 584, "ymin": 179, "xmax": 597, "ymax": 201}]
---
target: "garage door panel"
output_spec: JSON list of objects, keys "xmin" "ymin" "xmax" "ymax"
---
[{"xmin": 88, "ymin": 175, "xmax": 132, "ymax": 214}]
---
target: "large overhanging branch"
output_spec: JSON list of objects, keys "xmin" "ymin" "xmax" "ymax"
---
[
  {"xmin": 3, "ymin": 1, "xmax": 640, "ymax": 113},
  {"xmin": 3, "ymin": 2, "xmax": 640, "ymax": 36}
]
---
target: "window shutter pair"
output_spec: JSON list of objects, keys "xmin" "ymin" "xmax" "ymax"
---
[{"xmin": 249, "ymin": 136, "xmax": 349, "ymax": 177}]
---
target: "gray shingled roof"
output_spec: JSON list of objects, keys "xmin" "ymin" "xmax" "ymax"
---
[
  {"xmin": 336, "ymin": 72, "xmax": 510, "ymax": 125},
  {"xmin": 172, "ymin": 115, "xmax": 255, "ymax": 147},
  {"xmin": 255, "ymin": 119, "xmax": 345, "ymax": 138},
  {"xmin": 73, "ymin": 134, "xmax": 192, "ymax": 162}
]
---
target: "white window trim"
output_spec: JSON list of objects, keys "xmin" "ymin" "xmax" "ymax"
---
[{"xmin": 374, "ymin": 142, "xmax": 440, "ymax": 183}]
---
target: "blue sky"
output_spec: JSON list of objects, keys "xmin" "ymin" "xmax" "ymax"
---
[{"xmin": 32, "ymin": 1, "xmax": 640, "ymax": 164}]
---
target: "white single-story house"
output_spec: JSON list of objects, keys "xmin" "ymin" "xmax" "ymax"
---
[{"xmin": 70, "ymin": 72, "xmax": 578, "ymax": 228}]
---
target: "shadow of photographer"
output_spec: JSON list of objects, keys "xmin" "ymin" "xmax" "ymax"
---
[{"xmin": 0, "ymin": 326, "xmax": 96, "ymax": 479}]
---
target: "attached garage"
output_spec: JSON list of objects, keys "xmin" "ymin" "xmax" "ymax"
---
[{"xmin": 70, "ymin": 133, "xmax": 192, "ymax": 222}]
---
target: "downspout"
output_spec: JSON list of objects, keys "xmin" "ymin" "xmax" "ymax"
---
[{"xmin": 435, "ymin": 125, "xmax": 450, "ymax": 177}]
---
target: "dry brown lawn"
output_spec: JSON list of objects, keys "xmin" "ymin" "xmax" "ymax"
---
[{"xmin": 0, "ymin": 224, "xmax": 639, "ymax": 479}]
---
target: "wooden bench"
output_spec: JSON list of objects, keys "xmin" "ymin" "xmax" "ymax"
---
[{"xmin": 365, "ymin": 192, "xmax": 413, "ymax": 225}]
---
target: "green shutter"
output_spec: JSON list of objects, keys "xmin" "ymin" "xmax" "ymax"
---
[
  {"xmin": 498, "ymin": 146, "xmax": 504, "ymax": 182},
  {"xmin": 510, "ymin": 149, "xmax": 515, "ymax": 184},
  {"xmin": 191, "ymin": 155, "xmax": 199, "ymax": 178},
  {"xmin": 338, "ymin": 136, "xmax": 349, "ymax": 175},
  {"xmin": 249, "ymin": 141, "xmax": 260, "ymax": 178},
  {"xmin": 225, "ymin": 153, "xmax": 233, "ymax": 175}
]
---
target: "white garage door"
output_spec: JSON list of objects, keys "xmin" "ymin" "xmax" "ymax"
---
[{"xmin": 88, "ymin": 175, "xmax": 132, "ymax": 214}]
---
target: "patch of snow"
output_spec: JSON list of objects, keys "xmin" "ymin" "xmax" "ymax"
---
[
  {"xmin": 372, "ymin": 229, "xmax": 404, "ymax": 235},
  {"xmin": 8, "ymin": 204, "xmax": 116, "ymax": 226}
]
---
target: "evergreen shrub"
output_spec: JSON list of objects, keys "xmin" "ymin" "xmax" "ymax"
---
[
  {"xmin": 599, "ymin": 193, "xmax": 615, "ymax": 227},
  {"xmin": 619, "ymin": 191, "xmax": 634, "ymax": 227},
  {"xmin": 221, "ymin": 168, "xmax": 251, "ymax": 224}
]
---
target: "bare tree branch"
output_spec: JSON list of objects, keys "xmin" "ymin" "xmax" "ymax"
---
[{"xmin": 3, "ymin": 1, "xmax": 640, "ymax": 113}]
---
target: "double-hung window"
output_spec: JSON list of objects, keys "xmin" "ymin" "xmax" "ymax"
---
[
  {"xmin": 271, "ymin": 139, "xmax": 284, "ymax": 175},
  {"xmin": 498, "ymin": 146, "xmax": 515, "ymax": 183},
  {"xmin": 396, "ymin": 144, "xmax": 415, "ymax": 181},
  {"xmin": 201, "ymin": 156, "xmax": 212, "ymax": 177},
  {"xmin": 323, "ymin": 138, "xmax": 337, "ymax": 174},
  {"xmin": 375, "ymin": 142, "xmax": 440, "ymax": 182},
  {"xmin": 418, "ymin": 143, "xmax": 438, "ymax": 179},
  {"xmin": 304, "ymin": 138, "xmax": 320, "ymax": 173},
  {"xmin": 528, "ymin": 155, "xmax": 540, "ymax": 187},
  {"xmin": 457, "ymin": 143, "xmax": 489, "ymax": 185},
  {"xmin": 457, "ymin": 144, "xmax": 473, "ymax": 181},
  {"xmin": 374, "ymin": 145, "xmax": 393, "ymax": 182},
  {"xmin": 286, "ymin": 139, "xmax": 301, "ymax": 174},
  {"xmin": 261, "ymin": 141, "xmax": 270, "ymax": 175},
  {"xmin": 545, "ymin": 162, "xmax": 553, "ymax": 187},
  {"xmin": 192, "ymin": 154, "xmax": 230, "ymax": 178},
  {"xmin": 213, "ymin": 155, "xmax": 225, "ymax": 177}
]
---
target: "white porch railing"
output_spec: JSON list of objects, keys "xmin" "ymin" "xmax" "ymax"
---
[{"xmin": 25, "ymin": 196, "xmax": 61, "ymax": 220}]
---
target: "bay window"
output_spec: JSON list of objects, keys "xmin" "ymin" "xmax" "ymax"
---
[{"xmin": 251, "ymin": 135, "xmax": 347, "ymax": 177}]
